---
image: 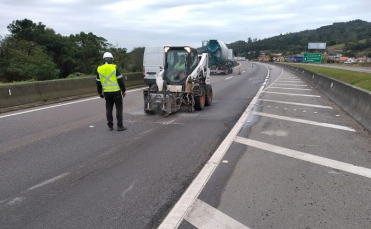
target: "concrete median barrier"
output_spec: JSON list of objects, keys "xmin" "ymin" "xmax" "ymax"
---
[
  {"xmin": 0, "ymin": 72, "xmax": 145, "ymax": 113},
  {"xmin": 272, "ymin": 63, "xmax": 371, "ymax": 133}
]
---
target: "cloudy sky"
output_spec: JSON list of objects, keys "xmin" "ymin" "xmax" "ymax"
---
[{"xmin": 1, "ymin": 0, "xmax": 370, "ymax": 52}]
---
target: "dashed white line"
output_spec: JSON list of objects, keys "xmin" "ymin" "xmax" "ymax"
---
[
  {"xmin": 7, "ymin": 197, "xmax": 25, "ymax": 206},
  {"xmin": 273, "ymin": 83, "xmax": 307, "ymax": 87},
  {"xmin": 234, "ymin": 137, "xmax": 371, "ymax": 178},
  {"xmin": 268, "ymin": 87, "xmax": 312, "ymax": 91},
  {"xmin": 28, "ymin": 172, "xmax": 70, "ymax": 191},
  {"xmin": 253, "ymin": 112, "xmax": 355, "ymax": 131},
  {"xmin": 258, "ymin": 99, "xmax": 333, "ymax": 109},
  {"xmin": 262, "ymin": 91, "xmax": 320, "ymax": 97}
]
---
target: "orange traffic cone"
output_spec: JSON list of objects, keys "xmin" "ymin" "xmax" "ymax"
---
[{"xmin": 238, "ymin": 68, "xmax": 241, "ymax": 75}]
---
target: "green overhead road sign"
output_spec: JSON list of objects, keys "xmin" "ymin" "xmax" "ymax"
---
[{"xmin": 304, "ymin": 53, "xmax": 322, "ymax": 63}]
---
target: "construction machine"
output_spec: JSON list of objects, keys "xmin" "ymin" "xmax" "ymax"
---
[{"xmin": 143, "ymin": 46, "xmax": 212, "ymax": 116}]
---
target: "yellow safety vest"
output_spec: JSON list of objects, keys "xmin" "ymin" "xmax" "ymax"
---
[{"xmin": 97, "ymin": 64, "xmax": 120, "ymax": 92}]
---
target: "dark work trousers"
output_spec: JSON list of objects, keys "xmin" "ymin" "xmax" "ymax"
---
[{"xmin": 104, "ymin": 91, "xmax": 123, "ymax": 128}]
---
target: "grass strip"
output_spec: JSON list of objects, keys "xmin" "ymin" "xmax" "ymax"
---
[{"xmin": 285, "ymin": 63, "xmax": 371, "ymax": 92}]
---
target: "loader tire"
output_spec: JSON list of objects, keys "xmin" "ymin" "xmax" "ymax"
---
[
  {"xmin": 205, "ymin": 85, "xmax": 212, "ymax": 106},
  {"xmin": 194, "ymin": 87, "xmax": 205, "ymax": 110}
]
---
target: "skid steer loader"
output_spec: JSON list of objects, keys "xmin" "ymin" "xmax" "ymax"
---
[{"xmin": 143, "ymin": 46, "xmax": 212, "ymax": 116}]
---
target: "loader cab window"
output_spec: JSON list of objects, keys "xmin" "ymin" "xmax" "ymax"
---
[
  {"xmin": 165, "ymin": 50, "xmax": 188, "ymax": 83},
  {"xmin": 189, "ymin": 50, "xmax": 199, "ymax": 73}
]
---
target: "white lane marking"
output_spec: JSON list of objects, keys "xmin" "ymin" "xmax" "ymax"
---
[
  {"xmin": 185, "ymin": 199, "xmax": 250, "ymax": 229},
  {"xmin": 262, "ymin": 91, "xmax": 320, "ymax": 97},
  {"xmin": 258, "ymin": 99, "xmax": 332, "ymax": 109},
  {"xmin": 261, "ymin": 130, "xmax": 288, "ymax": 136},
  {"xmin": 225, "ymin": 76, "xmax": 234, "ymax": 81},
  {"xmin": 122, "ymin": 181, "xmax": 136, "ymax": 198},
  {"xmin": 163, "ymin": 119, "xmax": 177, "ymax": 125},
  {"xmin": 158, "ymin": 64, "xmax": 270, "ymax": 229},
  {"xmin": 268, "ymin": 87, "xmax": 312, "ymax": 91},
  {"xmin": 0, "ymin": 87, "xmax": 147, "ymax": 119},
  {"xmin": 273, "ymin": 83, "xmax": 307, "ymax": 86},
  {"xmin": 263, "ymin": 67, "xmax": 283, "ymax": 91},
  {"xmin": 276, "ymin": 81, "xmax": 302, "ymax": 83},
  {"xmin": 234, "ymin": 137, "xmax": 371, "ymax": 178},
  {"xmin": 253, "ymin": 112, "xmax": 355, "ymax": 132},
  {"xmin": 28, "ymin": 172, "xmax": 69, "ymax": 191},
  {"xmin": 7, "ymin": 197, "xmax": 25, "ymax": 206},
  {"xmin": 139, "ymin": 129, "xmax": 154, "ymax": 135}
]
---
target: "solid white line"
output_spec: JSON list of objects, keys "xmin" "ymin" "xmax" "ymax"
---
[
  {"xmin": 273, "ymin": 83, "xmax": 307, "ymax": 86},
  {"xmin": 185, "ymin": 199, "xmax": 250, "ymax": 229},
  {"xmin": 258, "ymin": 99, "xmax": 333, "ymax": 109},
  {"xmin": 253, "ymin": 112, "xmax": 355, "ymax": 131},
  {"xmin": 158, "ymin": 64, "xmax": 270, "ymax": 229},
  {"xmin": 268, "ymin": 87, "xmax": 312, "ymax": 91},
  {"xmin": 225, "ymin": 76, "xmax": 234, "ymax": 80},
  {"xmin": 234, "ymin": 137, "xmax": 371, "ymax": 178},
  {"xmin": 262, "ymin": 67, "xmax": 283, "ymax": 91},
  {"xmin": 28, "ymin": 172, "xmax": 69, "ymax": 191},
  {"xmin": 0, "ymin": 87, "xmax": 146, "ymax": 119},
  {"xmin": 262, "ymin": 91, "xmax": 320, "ymax": 97}
]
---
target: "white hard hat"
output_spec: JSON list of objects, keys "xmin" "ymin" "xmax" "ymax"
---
[{"xmin": 103, "ymin": 52, "xmax": 113, "ymax": 59}]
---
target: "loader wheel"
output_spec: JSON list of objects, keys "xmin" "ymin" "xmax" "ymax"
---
[
  {"xmin": 194, "ymin": 88, "xmax": 205, "ymax": 110},
  {"xmin": 205, "ymin": 85, "xmax": 212, "ymax": 106}
]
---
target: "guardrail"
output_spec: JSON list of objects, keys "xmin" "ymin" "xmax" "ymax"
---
[
  {"xmin": 272, "ymin": 63, "xmax": 371, "ymax": 133},
  {"xmin": 0, "ymin": 72, "xmax": 145, "ymax": 113}
]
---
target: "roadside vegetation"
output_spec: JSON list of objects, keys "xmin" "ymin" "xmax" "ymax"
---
[
  {"xmin": 0, "ymin": 19, "xmax": 144, "ymax": 84},
  {"xmin": 285, "ymin": 63, "xmax": 371, "ymax": 91}
]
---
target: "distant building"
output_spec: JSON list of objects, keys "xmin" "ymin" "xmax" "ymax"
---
[{"xmin": 289, "ymin": 55, "xmax": 303, "ymax": 62}]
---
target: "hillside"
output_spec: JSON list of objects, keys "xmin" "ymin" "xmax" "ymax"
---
[{"xmin": 227, "ymin": 19, "xmax": 371, "ymax": 59}]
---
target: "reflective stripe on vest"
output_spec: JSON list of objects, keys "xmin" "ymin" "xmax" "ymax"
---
[{"xmin": 97, "ymin": 64, "xmax": 120, "ymax": 92}]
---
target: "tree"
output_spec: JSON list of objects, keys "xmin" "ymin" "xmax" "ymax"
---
[
  {"xmin": 247, "ymin": 37, "xmax": 252, "ymax": 44},
  {"xmin": 128, "ymin": 47, "xmax": 144, "ymax": 72},
  {"xmin": 7, "ymin": 19, "xmax": 47, "ymax": 43},
  {"xmin": 1, "ymin": 37, "xmax": 59, "ymax": 81},
  {"xmin": 70, "ymin": 32, "xmax": 109, "ymax": 74}
]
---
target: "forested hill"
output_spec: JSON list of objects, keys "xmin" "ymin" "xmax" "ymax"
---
[{"xmin": 228, "ymin": 19, "xmax": 371, "ymax": 59}]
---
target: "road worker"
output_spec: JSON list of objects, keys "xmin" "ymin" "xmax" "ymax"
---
[
  {"xmin": 172, "ymin": 55, "xmax": 186, "ymax": 81},
  {"xmin": 96, "ymin": 52, "xmax": 127, "ymax": 131}
]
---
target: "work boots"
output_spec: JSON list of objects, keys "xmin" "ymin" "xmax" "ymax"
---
[{"xmin": 117, "ymin": 126, "xmax": 127, "ymax": 131}]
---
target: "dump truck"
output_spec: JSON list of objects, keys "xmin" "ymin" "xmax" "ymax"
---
[
  {"xmin": 202, "ymin": 40, "xmax": 234, "ymax": 75},
  {"xmin": 143, "ymin": 46, "xmax": 212, "ymax": 116}
]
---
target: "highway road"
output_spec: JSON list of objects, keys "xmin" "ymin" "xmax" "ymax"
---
[
  {"xmin": 0, "ymin": 61, "xmax": 266, "ymax": 228},
  {"xmin": 1, "ymin": 61, "xmax": 371, "ymax": 229}
]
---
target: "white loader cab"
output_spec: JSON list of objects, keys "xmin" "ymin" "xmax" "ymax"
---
[{"xmin": 143, "ymin": 46, "xmax": 166, "ymax": 86}]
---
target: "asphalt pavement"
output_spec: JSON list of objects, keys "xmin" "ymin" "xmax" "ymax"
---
[
  {"xmin": 0, "ymin": 61, "xmax": 267, "ymax": 228},
  {"xmin": 1, "ymin": 61, "xmax": 370, "ymax": 229}
]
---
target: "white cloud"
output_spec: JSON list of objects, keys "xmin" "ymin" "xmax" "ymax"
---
[{"xmin": 0, "ymin": 0, "xmax": 370, "ymax": 51}]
